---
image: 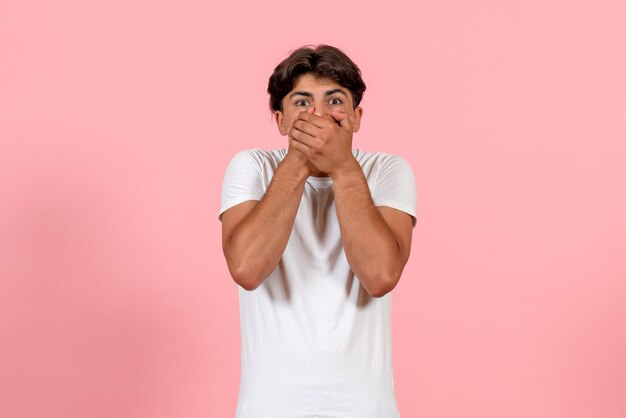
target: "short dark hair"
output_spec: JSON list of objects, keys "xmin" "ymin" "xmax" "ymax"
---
[{"xmin": 267, "ymin": 44, "xmax": 366, "ymax": 112}]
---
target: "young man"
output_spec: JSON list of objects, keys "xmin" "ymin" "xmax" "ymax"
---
[{"xmin": 219, "ymin": 45, "xmax": 416, "ymax": 418}]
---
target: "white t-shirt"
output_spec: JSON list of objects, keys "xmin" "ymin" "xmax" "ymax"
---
[{"xmin": 219, "ymin": 148, "xmax": 417, "ymax": 418}]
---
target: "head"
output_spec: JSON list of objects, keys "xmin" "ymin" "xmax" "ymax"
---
[{"xmin": 267, "ymin": 45, "xmax": 366, "ymax": 136}]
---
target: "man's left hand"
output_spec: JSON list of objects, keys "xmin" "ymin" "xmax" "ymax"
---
[{"xmin": 288, "ymin": 109, "xmax": 359, "ymax": 177}]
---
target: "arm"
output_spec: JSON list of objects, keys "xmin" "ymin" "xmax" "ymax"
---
[
  {"xmin": 288, "ymin": 109, "xmax": 415, "ymax": 297},
  {"xmin": 331, "ymin": 162, "xmax": 414, "ymax": 297},
  {"xmin": 221, "ymin": 150, "xmax": 311, "ymax": 290}
]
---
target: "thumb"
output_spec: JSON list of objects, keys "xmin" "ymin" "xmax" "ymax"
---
[{"xmin": 307, "ymin": 106, "xmax": 315, "ymax": 114}]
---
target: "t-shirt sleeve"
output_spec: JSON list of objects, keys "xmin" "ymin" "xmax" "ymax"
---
[
  {"xmin": 218, "ymin": 149, "xmax": 265, "ymax": 221},
  {"xmin": 372, "ymin": 154, "xmax": 418, "ymax": 227}
]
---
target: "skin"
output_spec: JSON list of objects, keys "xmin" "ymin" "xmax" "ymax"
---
[
  {"xmin": 275, "ymin": 73, "xmax": 363, "ymax": 177},
  {"xmin": 221, "ymin": 74, "xmax": 414, "ymax": 297}
]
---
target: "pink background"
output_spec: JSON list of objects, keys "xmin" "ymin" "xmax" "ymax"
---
[{"xmin": 1, "ymin": 1, "xmax": 625, "ymax": 417}]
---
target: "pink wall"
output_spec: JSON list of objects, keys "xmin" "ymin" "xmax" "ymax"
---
[{"xmin": 1, "ymin": 1, "xmax": 625, "ymax": 417}]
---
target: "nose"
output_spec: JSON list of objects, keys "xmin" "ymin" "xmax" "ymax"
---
[{"xmin": 313, "ymin": 103, "xmax": 328, "ymax": 117}]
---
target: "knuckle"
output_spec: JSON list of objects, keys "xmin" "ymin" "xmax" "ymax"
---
[{"xmin": 313, "ymin": 140, "xmax": 324, "ymax": 152}]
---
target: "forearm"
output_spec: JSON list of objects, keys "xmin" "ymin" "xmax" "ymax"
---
[
  {"xmin": 224, "ymin": 156, "xmax": 309, "ymax": 289},
  {"xmin": 332, "ymin": 159, "xmax": 403, "ymax": 297}
]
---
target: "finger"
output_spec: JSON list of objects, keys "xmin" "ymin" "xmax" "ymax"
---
[
  {"xmin": 296, "ymin": 106, "xmax": 316, "ymax": 122},
  {"xmin": 317, "ymin": 114, "xmax": 340, "ymax": 129},
  {"xmin": 289, "ymin": 138, "xmax": 312, "ymax": 157},
  {"xmin": 288, "ymin": 127, "xmax": 315, "ymax": 148},
  {"xmin": 321, "ymin": 113, "xmax": 339, "ymax": 125},
  {"xmin": 297, "ymin": 111, "xmax": 327, "ymax": 129},
  {"xmin": 292, "ymin": 119, "xmax": 319, "ymax": 138},
  {"xmin": 330, "ymin": 111, "xmax": 352, "ymax": 130}
]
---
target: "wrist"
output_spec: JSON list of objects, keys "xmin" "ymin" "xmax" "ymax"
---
[
  {"xmin": 330, "ymin": 156, "xmax": 361, "ymax": 181},
  {"xmin": 281, "ymin": 151, "xmax": 312, "ymax": 182}
]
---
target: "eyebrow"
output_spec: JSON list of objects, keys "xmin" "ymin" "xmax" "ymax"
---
[
  {"xmin": 288, "ymin": 88, "xmax": 349, "ymax": 99},
  {"xmin": 325, "ymin": 88, "xmax": 348, "ymax": 97},
  {"xmin": 289, "ymin": 91, "xmax": 313, "ymax": 99}
]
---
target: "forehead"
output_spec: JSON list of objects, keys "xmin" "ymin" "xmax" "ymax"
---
[{"xmin": 290, "ymin": 73, "xmax": 346, "ymax": 93}]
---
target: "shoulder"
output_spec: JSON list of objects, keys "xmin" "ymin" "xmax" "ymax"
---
[
  {"xmin": 229, "ymin": 148, "xmax": 286, "ymax": 164},
  {"xmin": 225, "ymin": 148, "xmax": 287, "ymax": 173},
  {"xmin": 353, "ymin": 149, "xmax": 413, "ymax": 176},
  {"xmin": 220, "ymin": 149, "xmax": 286, "ymax": 213},
  {"xmin": 356, "ymin": 150, "xmax": 417, "ymax": 226}
]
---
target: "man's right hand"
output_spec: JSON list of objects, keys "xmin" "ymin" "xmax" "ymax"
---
[
  {"xmin": 285, "ymin": 140, "xmax": 317, "ymax": 176},
  {"xmin": 284, "ymin": 107, "xmax": 320, "ymax": 176}
]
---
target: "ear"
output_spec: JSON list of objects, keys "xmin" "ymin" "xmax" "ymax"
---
[
  {"xmin": 274, "ymin": 110, "xmax": 288, "ymax": 136},
  {"xmin": 351, "ymin": 106, "xmax": 364, "ymax": 133}
]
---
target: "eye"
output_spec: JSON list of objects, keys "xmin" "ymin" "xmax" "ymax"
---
[
  {"xmin": 295, "ymin": 99, "xmax": 310, "ymax": 106},
  {"xmin": 329, "ymin": 97, "xmax": 343, "ymax": 105}
]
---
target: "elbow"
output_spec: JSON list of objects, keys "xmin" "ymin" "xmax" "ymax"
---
[
  {"xmin": 367, "ymin": 287, "xmax": 387, "ymax": 298},
  {"xmin": 237, "ymin": 277, "xmax": 262, "ymax": 292},
  {"xmin": 367, "ymin": 284, "xmax": 393, "ymax": 298},
  {"xmin": 224, "ymin": 246, "xmax": 263, "ymax": 291},
  {"xmin": 365, "ymin": 272, "xmax": 401, "ymax": 298},
  {"xmin": 228, "ymin": 263, "xmax": 261, "ymax": 291},
  {"xmin": 228, "ymin": 261, "xmax": 264, "ymax": 291}
]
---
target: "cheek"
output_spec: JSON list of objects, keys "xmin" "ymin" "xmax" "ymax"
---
[
  {"xmin": 278, "ymin": 113, "xmax": 296, "ymax": 136},
  {"xmin": 335, "ymin": 103, "xmax": 352, "ymax": 112},
  {"xmin": 283, "ymin": 113, "xmax": 298, "ymax": 130}
]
